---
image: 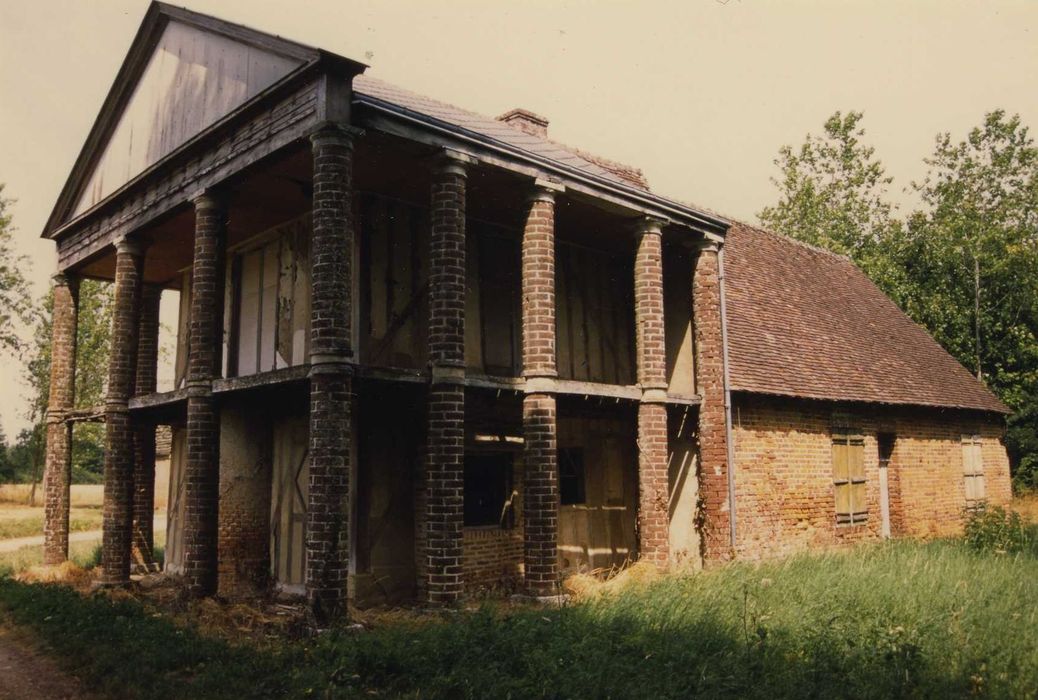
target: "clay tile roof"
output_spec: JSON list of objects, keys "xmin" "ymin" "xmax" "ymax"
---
[
  {"xmin": 353, "ymin": 75, "xmax": 649, "ymax": 190},
  {"xmin": 724, "ymin": 222, "xmax": 1009, "ymax": 414}
]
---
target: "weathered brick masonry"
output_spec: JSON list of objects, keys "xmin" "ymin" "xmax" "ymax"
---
[
  {"xmin": 306, "ymin": 125, "xmax": 358, "ymax": 622},
  {"xmin": 522, "ymin": 185, "xmax": 560, "ymax": 596},
  {"xmin": 634, "ymin": 219, "xmax": 669, "ymax": 567},
  {"xmin": 101, "ymin": 237, "xmax": 144, "ymax": 585},
  {"xmin": 423, "ymin": 153, "xmax": 468, "ymax": 606},
  {"xmin": 43, "ymin": 273, "xmax": 79, "ymax": 565},
  {"xmin": 183, "ymin": 193, "xmax": 226, "ymax": 597},
  {"xmin": 731, "ymin": 394, "xmax": 1012, "ymax": 559},
  {"xmin": 132, "ymin": 284, "xmax": 161, "ymax": 569},
  {"xmin": 692, "ymin": 240, "xmax": 731, "ymax": 562}
]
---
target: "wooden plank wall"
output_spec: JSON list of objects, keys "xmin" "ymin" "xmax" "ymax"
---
[
  {"xmin": 225, "ymin": 215, "xmax": 311, "ymax": 377},
  {"xmin": 557, "ymin": 411, "xmax": 638, "ymax": 573},
  {"xmin": 556, "ymin": 244, "xmax": 635, "ymax": 385},
  {"xmin": 663, "ymin": 241, "xmax": 696, "ymax": 395},
  {"xmin": 360, "ymin": 195, "xmax": 429, "ymax": 369}
]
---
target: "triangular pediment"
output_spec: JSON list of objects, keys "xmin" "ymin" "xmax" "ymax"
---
[{"xmin": 47, "ymin": 3, "xmax": 320, "ymax": 233}]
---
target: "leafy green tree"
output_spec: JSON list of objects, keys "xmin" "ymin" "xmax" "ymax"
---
[
  {"xmin": 905, "ymin": 111, "xmax": 1038, "ymax": 487},
  {"xmin": 0, "ymin": 184, "xmax": 33, "ymax": 354},
  {"xmin": 758, "ymin": 111, "xmax": 903, "ymax": 286}
]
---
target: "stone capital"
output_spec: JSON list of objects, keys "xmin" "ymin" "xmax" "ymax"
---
[
  {"xmin": 430, "ymin": 364, "xmax": 466, "ymax": 384},
  {"xmin": 527, "ymin": 178, "xmax": 564, "ymax": 205},
  {"xmin": 634, "ymin": 216, "xmax": 666, "ymax": 240},
  {"xmin": 192, "ymin": 189, "xmax": 227, "ymax": 213},
  {"xmin": 523, "ymin": 376, "xmax": 558, "ymax": 394},
  {"xmin": 309, "ymin": 122, "xmax": 363, "ymax": 149},
  {"xmin": 113, "ymin": 234, "xmax": 146, "ymax": 257},
  {"xmin": 432, "ymin": 148, "xmax": 476, "ymax": 178},
  {"xmin": 640, "ymin": 387, "xmax": 669, "ymax": 404},
  {"xmin": 51, "ymin": 271, "xmax": 80, "ymax": 293},
  {"xmin": 693, "ymin": 236, "xmax": 722, "ymax": 254}
]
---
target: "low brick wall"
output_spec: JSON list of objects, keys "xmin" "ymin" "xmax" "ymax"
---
[{"xmin": 729, "ymin": 394, "xmax": 1010, "ymax": 560}]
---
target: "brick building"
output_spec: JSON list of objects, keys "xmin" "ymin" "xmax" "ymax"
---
[{"xmin": 40, "ymin": 4, "xmax": 1009, "ymax": 617}]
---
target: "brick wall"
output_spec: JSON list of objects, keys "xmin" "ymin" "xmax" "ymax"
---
[{"xmin": 730, "ymin": 393, "xmax": 1011, "ymax": 559}]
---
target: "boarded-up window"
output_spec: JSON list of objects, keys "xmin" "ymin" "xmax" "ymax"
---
[
  {"xmin": 228, "ymin": 217, "xmax": 311, "ymax": 377},
  {"xmin": 832, "ymin": 428, "xmax": 867, "ymax": 525},
  {"xmin": 962, "ymin": 435, "xmax": 985, "ymax": 502}
]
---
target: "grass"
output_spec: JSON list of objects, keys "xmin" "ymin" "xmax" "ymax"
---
[
  {"xmin": 0, "ymin": 532, "xmax": 165, "ymax": 577},
  {"xmin": 0, "ymin": 483, "xmax": 106, "ymax": 507},
  {"xmin": 2, "ymin": 533, "xmax": 1037, "ymax": 699},
  {"xmin": 0, "ymin": 506, "xmax": 104, "ymax": 540}
]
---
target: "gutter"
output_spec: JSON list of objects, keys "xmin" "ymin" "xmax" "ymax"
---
[
  {"xmin": 718, "ymin": 246, "xmax": 738, "ymax": 551},
  {"xmin": 353, "ymin": 94, "xmax": 729, "ymax": 236}
]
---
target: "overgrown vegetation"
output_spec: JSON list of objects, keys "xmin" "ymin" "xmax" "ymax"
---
[
  {"xmin": 2, "ymin": 535, "xmax": 1037, "ymax": 699},
  {"xmin": 962, "ymin": 503, "xmax": 1031, "ymax": 554},
  {"xmin": 760, "ymin": 110, "xmax": 1038, "ymax": 490}
]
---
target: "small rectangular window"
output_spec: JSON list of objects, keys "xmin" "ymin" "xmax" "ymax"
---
[
  {"xmin": 463, "ymin": 453, "xmax": 515, "ymax": 528},
  {"xmin": 833, "ymin": 428, "xmax": 867, "ymax": 525},
  {"xmin": 962, "ymin": 435, "xmax": 985, "ymax": 502},
  {"xmin": 559, "ymin": 448, "xmax": 586, "ymax": 506}
]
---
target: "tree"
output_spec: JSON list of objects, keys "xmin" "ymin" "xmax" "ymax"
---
[
  {"xmin": 905, "ymin": 111, "xmax": 1038, "ymax": 487},
  {"xmin": 758, "ymin": 111, "xmax": 903, "ymax": 285},
  {"xmin": 0, "ymin": 184, "xmax": 33, "ymax": 354}
]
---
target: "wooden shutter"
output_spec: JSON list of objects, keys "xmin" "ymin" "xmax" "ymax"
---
[
  {"xmin": 833, "ymin": 429, "xmax": 867, "ymax": 525},
  {"xmin": 962, "ymin": 435, "xmax": 985, "ymax": 501}
]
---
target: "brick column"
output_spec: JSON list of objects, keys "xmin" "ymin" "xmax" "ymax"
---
[
  {"xmin": 692, "ymin": 239, "xmax": 731, "ymax": 561},
  {"xmin": 101, "ymin": 236, "xmax": 145, "ymax": 585},
  {"xmin": 634, "ymin": 218, "xmax": 670, "ymax": 568},
  {"xmin": 306, "ymin": 124, "xmax": 359, "ymax": 623},
  {"xmin": 423, "ymin": 151, "xmax": 469, "ymax": 607},
  {"xmin": 522, "ymin": 182, "xmax": 561, "ymax": 597},
  {"xmin": 183, "ymin": 192, "xmax": 227, "ymax": 597},
  {"xmin": 132, "ymin": 285, "xmax": 161, "ymax": 571},
  {"xmin": 42, "ymin": 273, "xmax": 79, "ymax": 565}
]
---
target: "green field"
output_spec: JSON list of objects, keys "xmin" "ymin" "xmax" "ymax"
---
[{"xmin": 1, "ymin": 528, "xmax": 1036, "ymax": 699}]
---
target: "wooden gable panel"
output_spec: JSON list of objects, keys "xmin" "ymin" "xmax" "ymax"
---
[{"xmin": 73, "ymin": 20, "xmax": 302, "ymax": 217}]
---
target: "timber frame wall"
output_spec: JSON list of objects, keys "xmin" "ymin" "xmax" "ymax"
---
[{"xmin": 39, "ymin": 3, "xmax": 732, "ymax": 618}]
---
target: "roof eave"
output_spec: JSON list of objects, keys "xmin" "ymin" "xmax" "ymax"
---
[
  {"xmin": 353, "ymin": 93, "xmax": 729, "ymax": 238},
  {"xmin": 730, "ymin": 387, "xmax": 1011, "ymax": 416}
]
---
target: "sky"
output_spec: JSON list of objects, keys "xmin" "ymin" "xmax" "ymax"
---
[{"xmin": 0, "ymin": 0, "xmax": 1036, "ymax": 438}]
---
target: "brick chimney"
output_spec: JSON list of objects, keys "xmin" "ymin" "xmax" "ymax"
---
[{"xmin": 496, "ymin": 108, "xmax": 549, "ymax": 139}]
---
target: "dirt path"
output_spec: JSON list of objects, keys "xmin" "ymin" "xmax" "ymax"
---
[
  {"xmin": 0, "ymin": 516, "xmax": 165, "ymax": 554},
  {"xmin": 0, "ymin": 620, "xmax": 96, "ymax": 699}
]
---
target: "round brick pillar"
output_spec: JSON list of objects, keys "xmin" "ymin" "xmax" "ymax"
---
[
  {"xmin": 101, "ymin": 236, "xmax": 145, "ymax": 586},
  {"xmin": 422, "ymin": 152, "xmax": 469, "ymax": 607},
  {"xmin": 132, "ymin": 284, "xmax": 161, "ymax": 570},
  {"xmin": 42, "ymin": 273, "xmax": 79, "ymax": 566},
  {"xmin": 521, "ymin": 183, "xmax": 561, "ymax": 597},
  {"xmin": 183, "ymin": 192, "xmax": 227, "ymax": 597},
  {"xmin": 305, "ymin": 124, "xmax": 359, "ymax": 624},
  {"xmin": 634, "ymin": 218, "xmax": 671, "ymax": 568}
]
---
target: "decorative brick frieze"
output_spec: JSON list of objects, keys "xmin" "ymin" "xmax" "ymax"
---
[
  {"xmin": 422, "ymin": 152, "xmax": 469, "ymax": 606},
  {"xmin": 306, "ymin": 124, "xmax": 359, "ymax": 623},
  {"xmin": 42, "ymin": 273, "xmax": 79, "ymax": 565},
  {"xmin": 183, "ymin": 192, "xmax": 227, "ymax": 597},
  {"xmin": 521, "ymin": 182, "xmax": 561, "ymax": 596},
  {"xmin": 692, "ymin": 239, "xmax": 731, "ymax": 562},
  {"xmin": 634, "ymin": 218, "xmax": 670, "ymax": 568},
  {"xmin": 132, "ymin": 285, "xmax": 161, "ymax": 570},
  {"xmin": 101, "ymin": 236, "xmax": 145, "ymax": 585}
]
